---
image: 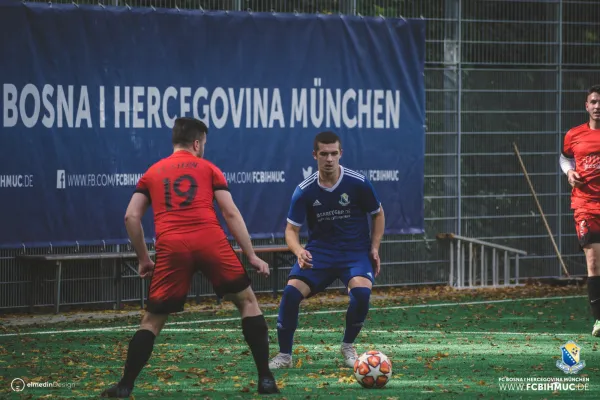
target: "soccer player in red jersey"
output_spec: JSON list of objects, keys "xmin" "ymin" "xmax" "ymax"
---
[
  {"xmin": 560, "ymin": 85, "xmax": 600, "ymax": 336},
  {"xmin": 101, "ymin": 118, "xmax": 279, "ymax": 397}
]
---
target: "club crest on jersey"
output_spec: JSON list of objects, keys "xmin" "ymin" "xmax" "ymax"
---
[
  {"xmin": 339, "ymin": 193, "xmax": 350, "ymax": 206},
  {"xmin": 556, "ymin": 341, "xmax": 585, "ymax": 374}
]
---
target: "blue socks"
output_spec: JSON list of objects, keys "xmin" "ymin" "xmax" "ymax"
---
[
  {"xmin": 342, "ymin": 287, "xmax": 371, "ymax": 343},
  {"xmin": 277, "ymin": 285, "xmax": 371, "ymax": 352},
  {"xmin": 276, "ymin": 285, "xmax": 304, "ymax": 354}
]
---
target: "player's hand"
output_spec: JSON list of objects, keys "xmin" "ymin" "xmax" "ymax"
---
[
  {"xmin": 249, "ymin": 255, "xmax": 270, "ymax": 277},
  {"xmin": 297, "ymin": 249, "xmax": 313, "ymax": 269},
  {"xmin": 138, "ymin": 258, "xmax": 155, "ymax": 279},
  {"xmin": 370, "ymin": 249, "xmax": 380, "ymax": 278},
  {"xmin": 567, "ymin": 170, "xmax": 584, "ymax": 188}
]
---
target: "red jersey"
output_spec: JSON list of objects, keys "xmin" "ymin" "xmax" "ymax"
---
[
  {"xmin": 135, "ymin": 151, "xmax": 229, "ymax": 240},
  {"xmin": 563, "ymin": 122, "xmax": 600, "ymax": 211}
]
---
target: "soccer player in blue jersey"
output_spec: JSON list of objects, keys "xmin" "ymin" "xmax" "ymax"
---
[{"xmin": 269, "ymin": 131, "xmax": 385, "ymax": 369}]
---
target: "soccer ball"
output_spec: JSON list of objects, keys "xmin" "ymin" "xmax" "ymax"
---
[{"xmin": 353, "ymin": 350, "xmax": 392, "ymax": 388}]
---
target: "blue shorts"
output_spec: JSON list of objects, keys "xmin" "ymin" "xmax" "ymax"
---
[{"xmin": 288, "ymin": 249, "xmax": 374, "ymax": 296}]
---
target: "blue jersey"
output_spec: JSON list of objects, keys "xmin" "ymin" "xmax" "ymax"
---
[{"xmin": 287, "ymin": 166, "xmax": 382, "ymax": 252}]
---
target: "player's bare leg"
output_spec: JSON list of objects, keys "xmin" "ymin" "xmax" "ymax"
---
[
  {"xmin": 340, "ymin": 276, "xmax": 373, "ymax": 367},
  {"xmin": 270, "ymin": 279, "xmax": 311, "ymax": 369},
  {"xmin": 583, "ymin": 243, "xmax": 600, "ymax": 337},
  {"xmin": 226, "ymin": 286, "xmax": 280, "ymax": 394},
  {"xmin": 101, "ymin": 312, "xmax": 169, "ymax": 398}
]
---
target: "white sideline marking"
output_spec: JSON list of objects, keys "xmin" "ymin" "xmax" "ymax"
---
[
  {"xmin": 158, "ymin": 328, "xmax": 577, "ymax": 337},
  {"xmin": 0, "ymin": 295, "xmax": 585, "ymax": 338}
]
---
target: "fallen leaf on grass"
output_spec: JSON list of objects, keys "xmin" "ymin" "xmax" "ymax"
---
[
  {"xmin": 338, "ymin": 375, "xmax": 355, "ymax": 384},
  {"xmin": 185, "ymin": 367, "xmax": 207, "ymax": 376}
]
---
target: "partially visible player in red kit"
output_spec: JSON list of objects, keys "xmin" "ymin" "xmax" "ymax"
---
[
  {"xmin": 560, "ymin": 85, "xmax": 600, "ymax": 337},
  {"xmin": 101, "ymin": 117, "xmax": 279, "ymax": 397}
]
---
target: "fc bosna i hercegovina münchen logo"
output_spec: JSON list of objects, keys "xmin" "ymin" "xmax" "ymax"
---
[{"xmin": 556, "ymin": 341, "xmax": 585, "ymax": 374}]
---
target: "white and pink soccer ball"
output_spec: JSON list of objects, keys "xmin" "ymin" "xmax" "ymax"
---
[{"xmin": 353, "ymin": 350, "xmax": 392, "ymax": 388}]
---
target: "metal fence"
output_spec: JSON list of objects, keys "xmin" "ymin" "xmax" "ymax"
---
[{"xmin": 2, "ymin": 0, "xmax": 599, "ymax": 311}]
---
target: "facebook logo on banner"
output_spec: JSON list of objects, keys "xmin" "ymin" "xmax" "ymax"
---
[{"xmin": 56, "ymin": 170, "xmax": 65, "ymax": 189}]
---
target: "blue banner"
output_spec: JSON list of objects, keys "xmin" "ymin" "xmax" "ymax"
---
[{"xmin": 0, "ymin": 2, "xmax": 425, "ymax": 248}]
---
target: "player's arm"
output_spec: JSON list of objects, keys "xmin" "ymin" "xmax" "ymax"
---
[
  {"xmin": 559, "ymin": 154, "xmax": 575, "ymax": 175},
  {"xmin": 214, "ymin": 190, "xmax": 256, "ymax": 258},
  {"xmin": 286, "ymin": 186, "xmax": 312, "ymax": 268},
  {"xmin": 209, "ymin": 165, "xmax": 268, "ymax": 275},
  {"xmin": 124, "ymin": 192, "xmax": 152, "ymax": 264},
  {"xmin": 209, "ymin": 165, "xmax": 258, "ymax": 258},
  {"xmin": 361, "ymin": 179, "xmax": 385, "ymax": 250},
  {"xmin": 214, "ymin": 190, "xmax": 270, "ymax": 277},
  {"xmin": 361, "ymin": 179, "xmax": 385, "ymax": 276},
  {"xmin": 285, "ymin": 222, "xmax": 304, "ymax": 257},
  {"xmin": 370, "ymin": 206, "xmax": 385, "ymax": 251},
  {"xmin": 285, "ymin": 222, "xmax": 312, "ymax": 268},
  {"xmin": 561, "ymin": 131, "xmax": 583, "ymax": 188},
  {"xmin": 368, "ymin": 205, "xmax": 384, "ymax": 277}
]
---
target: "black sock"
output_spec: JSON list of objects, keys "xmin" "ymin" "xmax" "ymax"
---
[
  {"xmin": 588, "ymin": 276, "xmax": 600, "ymax": 320},
  {"xmin": 242, "ymin": 315, "xmax": 273, "ymax": 379},
  {"xmin": 119, "ymin": 329, "xmax": 156, "ymax": 388}
]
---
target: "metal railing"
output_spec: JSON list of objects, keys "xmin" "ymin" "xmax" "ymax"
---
[{"xmin": 437, "ymin": 233, "xmax": 527, "ymax": 289}]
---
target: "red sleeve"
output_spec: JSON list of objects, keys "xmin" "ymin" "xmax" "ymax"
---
[
  {"xmin": 134, "ymin": 172, "xmax": 152, "ymax": 202},
  {"xmin": 211, "ymin": 164, "xmax": 229, "ymax": 192},
  {"xmin": 562, "ymin": 131, "xmax": 574, "ymax": 158}
]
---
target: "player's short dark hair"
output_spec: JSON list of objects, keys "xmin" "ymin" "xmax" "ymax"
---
[
  {"xmin": 588, "ymin": 85, "xmax": 600, "ymax": 97},
  {"xmin": 172, "ymin": 117, "xmax": 208, "ymax": 146},
  {"xmin": 314, "ymin": 131, "xmax": 342, "ymax": 152}
]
